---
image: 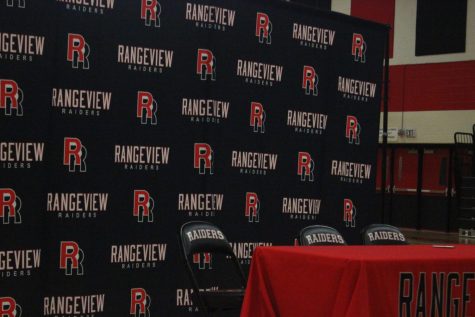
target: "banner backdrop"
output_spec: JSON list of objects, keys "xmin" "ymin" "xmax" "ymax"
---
[{"xmin": 0, "ymin": 0, "xmax": 387, "ymax": 315}]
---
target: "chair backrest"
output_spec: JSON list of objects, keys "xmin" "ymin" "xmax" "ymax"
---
[
  {"xmin": 299, "ymin": 225, "xmax": 347, "ymax": 246},
  {"xmin": 179, "ymin": 221, "xmax": 246, "ymax": 289},
  {"xmin": 362, "ymin": 224, "xmax": 408, "ymax": 245},
  {"xmin": 180, "ymin": 221, "xmax": 235, "ymax": 257},
  {"xmin": 453, "ymin": 132, "xmax": 475, "ymax": 197},
  {"xmin": 454, "ymin": 132, "xmax": 474, "ymax": 172},
  {"xmin": 454, "ymin": 132, "xmax": 474, "ymax": 145}
]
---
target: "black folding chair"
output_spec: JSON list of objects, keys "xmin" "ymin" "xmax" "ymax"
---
[
  {"xmin": 179, "ymin": 221, "xmax": 246, "ymax": 316},
  {"xmin": 299, "ymin": 225, "xmax": 347, "ymax": 246},
  {"xmin": 362, "ymin": 224, "xmax": 408, "ymax": 245}
]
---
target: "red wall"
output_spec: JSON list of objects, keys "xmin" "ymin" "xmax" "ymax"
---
[
  {"xmin": 351, "ymin": 0, "xmax": 395, "ymax": 57},
  {"xmin": 351, "ymin": 1, "xmax": 475, "ymax": 113},
  {"xmin": 352, "ymin": 0, "xmax": 473, "ymax": 195},
  {"xmin": 389, "ymin": 61, "xmax": 475, "ymax": 112}
]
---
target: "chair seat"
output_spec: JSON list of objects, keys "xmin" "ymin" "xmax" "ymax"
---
[{"xmin": 200, "ymin": 289, "xmax": 245, "ymax": 312}]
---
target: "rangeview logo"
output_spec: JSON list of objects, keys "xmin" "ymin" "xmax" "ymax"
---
[
  {"xmin": 43, "ymin": 294, "xmax": 105, "ymax": 316},
  {"xmin": 337, "ymin": 76, "xmax": 376, "ymax": 102},
  {"xmin": 196, "ymin": 49, "xmax": 216, "ymax": 81},
  {"xmin": 256, "ymin": 12, "xmax": 272, "ymax": 44},
  {"xmin": 47, "ymin": 193, "xmax": 109, "ymax": 219},
  {"xmin": 64, "ymin": 138, "xmax": 87, "ymax": 173},
  {"xmin": 178, "ymin": 193, "xmax": 224, "ymax": 217},
  {"xmin": 0, "ymin": 188, "xmax": 22, "ymax": 225},
  {"xmin": 292, "ymin": 22, "xmax": 335, "ymax": 50},
  {"xmin": 137, "ymin": 91, "xmax": 158, "ymax": 125},
  {"xmin": 1, "ymin": 142, "xmax": 45, "ymax": 169},
  {"xmin": 346, "ymin": 115, "xmax": 361, "ymax": 144},
  {"xmin": 59, "ymin": 241, "xmax": 84, "ymax": 276},
  {"xmin": 343, "ymin": 199, "xmax": 356, "ymax": 228},
  {"xmin": 185, "ymin": 3, "xmax": 236, "ymax": 31},
  {"xmin": 117, "ymin": 44, "xmax": 174, "ymax": 74},
  {"xmin": 231, "ymin": 151, "xmax": 278, "ymax": 175},
  {"xmin": 302, "ymin": 66, "xmax": 318, "ymax": 96},
  {"xmin": 133, "ymin": 190, "xmax": 155, "ymax": 223},
  {"xmin": 0, "ymin": 32, "xmax": 45, "ymax": 62},
  {"xmin": 110, "ymin": 243, "xmax": 167, "ymax": 270},
  {"xmin": 0, "ymin": 79, "xmax": 24, "ymax": 116},
  {"xmin": 114, "ymin": 145, "xmax": 170, "ymax": 171},
  {"xmin": 67, "ymin": 33, "xmax": 90, "ymax": 70},
  {"xmin": 237, "ymin": 59, "xmax": 283, "ymax": 87},
  {"xmin": 194, "ymin": 143, "xmax": 214, "ymax": 175},
  {"xmin": 0, "ymin": 297, "xmax": 22, "ymax": 317},
  {"xmin": 57, "ymin": 0, "xmax": 115, "ymax": 15},
  {"xmin": 245, "ymin": 192, "xmax": 260, "ymax": 223},
  {"xmin": 250, "ymin": 102, "xmax": 266, "ymax": 133},
  {"xmin": 229, "ymin": 242, "xmax": 272, "ymax": 265},
  {"xmin": 52, "ymin": 88, "xmax": 112, "ymax": 117},
  {"xmin": 141, "ymin": 0, "xmax": 161, "ymax": 27},
  {"xmin": 282, "ymin": 197, "xmax": 320, "ymax": 221},
  {"xmin": 193, "ymin": 253, "xmax": 212, "ymax": 270},
  {"xmin": 352, "ymin": 33, "xmax": 366, "ymax": 63},
  {"xmin": 181, "ymin": 98, "xmax": 230, "ymax": 124},
  {"xmin": 399, "ymin": 272, "xmax": 475, "ymax": 317},
  {"xmin": 176, "ymin": 288, "xmax": 198, "ymax": 313},
  {"xmin": 287, "ymin": 110, "xmax": 327, "ymax": 135},
  {"xmin": 0, "ymin": 249, "xmax": 41, "ymax": 279},
  {"xmin": 176, "ymin": 287, "xmax": 219, "ymax": 313},
  {"xmin": 131, "ymin": 288, "xmax": 151, "ymax": 317},
  {"xmin": 297, "ymin": 152, "xmax": 315, "ymax": 182},
  {"xmin": 331, "ymin": 160, "xmax": 372, "ymax": 184}
]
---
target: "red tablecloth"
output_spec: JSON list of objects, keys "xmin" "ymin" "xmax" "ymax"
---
[{"xmin": 241, "ymin": 245, "xmax": 475, "ymax": 317}]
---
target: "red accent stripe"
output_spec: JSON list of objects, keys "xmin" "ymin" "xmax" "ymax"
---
[
  {"xmin": 389, "ymin": 61, "xmax": 475, "ymax": 112},
  {"xmin": 351, "ymin": 0, "xmax": 395, "ymax": 58}
]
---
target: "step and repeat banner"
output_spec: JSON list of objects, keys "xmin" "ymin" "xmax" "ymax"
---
[{"xmin": 1, "ymin": 0, "xmax": 387, "ymax": 315}]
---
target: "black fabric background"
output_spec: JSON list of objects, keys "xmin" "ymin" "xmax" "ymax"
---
[{"xmin": 0, "ymin": 0, "xmax": 387, "ymax": 315}]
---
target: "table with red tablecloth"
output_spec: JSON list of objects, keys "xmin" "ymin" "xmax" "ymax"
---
[{"xmin": 240, "ymin": 245, "xmax": 475, "ymax": 317}]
